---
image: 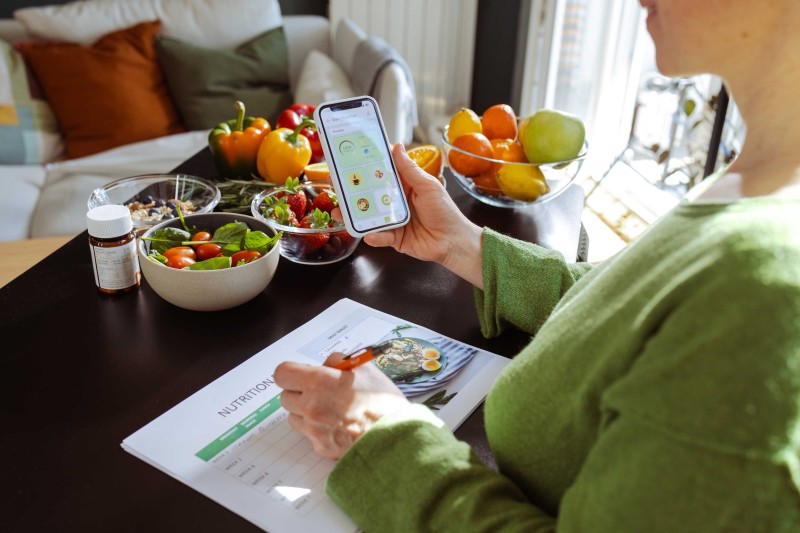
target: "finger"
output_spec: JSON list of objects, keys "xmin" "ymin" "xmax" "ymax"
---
[
  {"xmin": 331, "ymin": 207, "xmax": 343, "ymax": 222},
  {"xmin": 279, "ymin": 389, "xmax": 303, "ymax": 414},
  {"xmin": 322, "ymin": 351, "xmax": 348, "ymax": 368},
  {"xmin": 363, "ymin": 229, "xmax": 399, "ymax": 248},
  {"xmin": 392, "ymin": 144, "xmax": 437, "ymax": 196},
  {"xmin": 273, "ymin": 361, "xmax": 318, "ymax": 391},
  {"xmin": 287, "ymin": 412, "xmax": 307, "ymax": 433}
]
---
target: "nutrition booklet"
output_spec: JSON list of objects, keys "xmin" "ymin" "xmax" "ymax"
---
[{"xmin": 122, "ymin": 298, "xmax": 510, "ymax": 532}]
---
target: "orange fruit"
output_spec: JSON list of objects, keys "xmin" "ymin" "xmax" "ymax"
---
[
  {"xmin": 481, "ymin": 104, "xmax": 518, "ymax": 140},
  {"xmin": 407, "ymin": 145, "xmax": 443, "ymax": 180},
  {"xmin": 447, "ymin": 108, "xmax": 482, "ymax": 143},
  {"xmin": 490, "ymin": 138, "xmax": 527, "ymax": 163},
  {"xmin": 471, "ymin": 171, "xmax": 502, "ymax": 196},
  {"xmin": 303, "ymin": 162, "xmax": 331, "ymax": 183},
  {"xmin": 448, "ymin": 133, "xmax": 494, "ymax": 177}
]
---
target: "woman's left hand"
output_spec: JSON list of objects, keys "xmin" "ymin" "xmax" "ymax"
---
[{"xmin": 274, "ymin": 359, "xmax": 409, "ymax": 459}]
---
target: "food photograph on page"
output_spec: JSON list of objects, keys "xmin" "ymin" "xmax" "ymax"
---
[{"xmin": 299, "ymin": 311, "xmax": 479, "ymax": 399}]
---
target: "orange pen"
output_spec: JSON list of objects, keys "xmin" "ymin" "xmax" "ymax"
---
[{"xmin": 324, "ymin": 341, "xmax": 392, "ymax": 371}]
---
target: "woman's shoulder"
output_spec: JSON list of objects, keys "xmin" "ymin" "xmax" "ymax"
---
[{"xmin": 676, "ymin": 198, "xmax": 800, "ymax": 281}]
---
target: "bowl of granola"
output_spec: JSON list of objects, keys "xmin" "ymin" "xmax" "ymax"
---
[{"xmin": 87, "ymin": 174, "xmax": 221, "ymax": 233}]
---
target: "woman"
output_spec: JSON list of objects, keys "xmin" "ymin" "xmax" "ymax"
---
[{"xmin": 275, "ymin": 1, "xmax": 800, "ymax": 530}]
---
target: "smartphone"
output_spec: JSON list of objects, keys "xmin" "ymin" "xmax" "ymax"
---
[{"xmin": 314, "ymin": 96, "xmax": 410, "ymax": 237}]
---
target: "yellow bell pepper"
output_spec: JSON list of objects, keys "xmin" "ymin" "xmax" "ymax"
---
[{"xmin": 256, "ymin": 119, "xmax": 313, "ymax": 182}]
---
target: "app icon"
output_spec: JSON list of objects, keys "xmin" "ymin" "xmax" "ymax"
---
[
  {"xmin": 374, "ymin": 169, "xmax": 384, "ymax": 180},
  {"xmin": 350, "ymin": 173, "xmax": 361, "ymax": 186},
  {"xmin": 381, "ymin": 194, "xmax": 392, "ymax": 206},
  {"xmin": 357, "ymin": 198, "xmax": 370, "ymax": 211}
]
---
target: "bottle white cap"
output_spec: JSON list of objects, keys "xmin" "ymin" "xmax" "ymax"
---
[{"xmin": 87, "ymin": 205, "xmax": 133, "ymax": 239}]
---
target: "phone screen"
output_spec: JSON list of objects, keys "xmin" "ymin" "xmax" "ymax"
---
[{"xmin": 318, "ymin": 99, "xmax": 409, "ymax": 234}]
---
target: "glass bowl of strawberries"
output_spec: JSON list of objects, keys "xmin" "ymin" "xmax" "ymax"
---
[{"xmin": 251, "ymin": 179, "xmax": 362, "ymax": 265}]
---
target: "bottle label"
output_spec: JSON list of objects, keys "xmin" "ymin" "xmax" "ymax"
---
[{"xmin": 89, "ymin": 240, "xmax": 141, "ymax": 291}]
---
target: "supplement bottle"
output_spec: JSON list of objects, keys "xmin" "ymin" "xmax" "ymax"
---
[{"xmin": 87, "ymin": 205, "xmax": 141, "ymax": 294}]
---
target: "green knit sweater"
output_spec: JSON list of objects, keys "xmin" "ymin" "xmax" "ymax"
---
[{"xmin": 327, "ymin": 198, "xmax": 800, "ymax": 532}]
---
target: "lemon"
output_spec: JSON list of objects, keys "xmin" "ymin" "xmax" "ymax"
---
[
  {"xmin": 496, "ymin": 164, "xmax": 550, "ymax": 201},
  {"xmin": 447, "ymin": 108, "xmax": 482, "ymax": 143}
]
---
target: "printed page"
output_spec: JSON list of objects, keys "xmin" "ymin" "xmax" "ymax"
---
[{"xmin": 122, "ymin": 298, "xmax": 509, "ymax": 532}]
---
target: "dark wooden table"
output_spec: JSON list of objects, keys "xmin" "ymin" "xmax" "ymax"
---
[{"xmin": 0, "ymin": 148, "xmax": 584, "ymax": 531}]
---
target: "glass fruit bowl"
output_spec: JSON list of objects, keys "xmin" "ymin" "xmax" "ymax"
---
[
  {"xmin": 250, "ymin": 182, "xmax": 362, "ymax": 265},
  {"xmin": 441, "ymin": 127, "xmax": 588, "ymax": 208},
  {"xmin": 88, "ymin": 174, "xmax": 221, "ymax": 233}
]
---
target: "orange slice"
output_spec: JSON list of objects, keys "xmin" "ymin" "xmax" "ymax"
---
[
  {"xmin": 407, "ymin": 145, "xmax": 443, "ymax": 180},
  {"xmin": 303, "ymin": 162, "xmax": 330, "ymax": 183}
]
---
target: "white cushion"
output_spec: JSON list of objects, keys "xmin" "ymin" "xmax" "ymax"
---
[
  {"xmin": 14, "ymin": 0, "xmax": 282, "ymax": 49},
  {"xmin": 30, "ymin": 130, "xmax": 210, "ymax": 238},
  {"xmin": 333, "ymin": 17, "xmax": 367, "ymax": 76},
  {"xmin": 294, "ymin": 50, "xmax": 357, "ymax": 107},
  {"xmin": 0, "ymin": 165, "xmax": 46, "ymax": 241},
  {"xmin": 282, "ymin": 15, "xmax": 331, "ymax": 94}
]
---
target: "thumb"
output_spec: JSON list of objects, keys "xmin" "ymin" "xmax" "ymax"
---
[{"xmin": 392, "ymin": 143, "xmax": 438, "ymax": 196}]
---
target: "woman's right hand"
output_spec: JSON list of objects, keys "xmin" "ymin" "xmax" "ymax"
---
[{"xmin": 362, "ymin": 144, "xmax": 485, "ymax": 288}]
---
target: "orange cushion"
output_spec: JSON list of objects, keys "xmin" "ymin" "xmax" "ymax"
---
[{"xmin": 18, "ymin": 21, "xmax": 185, "ymax": 159}]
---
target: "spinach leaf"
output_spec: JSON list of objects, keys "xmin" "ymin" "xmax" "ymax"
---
[
  {"xmin": 188, "ymin": 256, "xmax": 232, "ymax": 270},
  {"xmin": 148, "ymin": 254, "xmax": 167, "ymax": 265},
  {"xmin": 144, "ymin": 227, "xmax": 191, "ymax": 255},
  {"xmin": 213, "ymin": 221, "xmax": 249, "ymax": 244},
  {"xmin": 242, "ymin": 230, "xmax": 281, "ymax": 255},
  {"xmin": 222, "ymin": 242, "xmax": 241, "ymax": 256}
]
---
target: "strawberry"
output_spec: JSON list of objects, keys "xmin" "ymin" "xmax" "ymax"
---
[
  {"xmin": 262, "ymin": 196, "xmax": 298, "ymax": 227},
  {"xmin": 276, "ymin": 177, "xmax": 307, "ymax": 220},
  {"xmin": 311, "ymin": 189, "xmax": 338, "ymax": 213},
  {"xmin": 298, "ymin": 208, "xmax": 332, "ymax": 254},
  {"xmin": 299, "ymin": 208, "xmax": 333, "ymax": 229}
]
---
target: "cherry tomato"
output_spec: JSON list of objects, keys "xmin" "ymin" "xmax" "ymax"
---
[
  {"xmin": 196, "ymin": 243, "xmax": 223, "ymax": 261},
  {"xmin": 191, "ymin": 231, "xmax": 212, "ymax": 249},
  {"xmin": 165, "ymin": 255, "xmax": 195, "ymax": 269},
  {"xmin": 163, "ymin": 246, "xmax": 196, "ymax": 260},
  {"xmin": 230, "ymin": 250, "xmax": 261, "ymax": 266}
]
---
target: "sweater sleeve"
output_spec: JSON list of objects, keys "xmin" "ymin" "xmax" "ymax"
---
[
  {"xmin": 474, "ymin": 228, "xmax": 593, "ymax": 337},
  {"xmin": 326, "ymin": 404, "xmax": 559, "ymax": 533}
]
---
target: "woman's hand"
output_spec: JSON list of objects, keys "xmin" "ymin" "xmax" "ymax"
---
[
  {"xmin": 361, "ymin": 144, "xmax": 485, "ymax": 288},
  {"xmin": 274, "ymin": 358, "xmax": 409, "ymax": 459}
]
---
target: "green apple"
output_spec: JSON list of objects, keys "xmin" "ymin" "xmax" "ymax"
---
[{"xmin": 519, "ymin": 109, "xmax": 585, "ymax": 164}]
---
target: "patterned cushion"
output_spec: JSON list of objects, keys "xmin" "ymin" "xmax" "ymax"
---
[{"xmin": 0, "ymin": 39, "xmax": 62, "ymax": 164}]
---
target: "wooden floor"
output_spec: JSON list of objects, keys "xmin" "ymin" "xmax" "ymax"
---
[{"xmin": 0, "ymin": 234, "xmax": 75, "ymax": 288}]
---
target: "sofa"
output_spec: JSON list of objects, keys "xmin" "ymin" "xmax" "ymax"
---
[{"xmin": 0, "ymin": 0, "xmax": 417, "ymax": 241}]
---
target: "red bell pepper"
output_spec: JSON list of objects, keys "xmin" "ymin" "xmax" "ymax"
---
[{"xmin": 276, "ymin": 104, "xmax": 324, "ymax": 163}]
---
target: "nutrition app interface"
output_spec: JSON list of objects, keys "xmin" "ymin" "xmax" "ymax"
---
[{"xmin": 321, "ymin": 102, "xmax": 408, "ymax": 233}]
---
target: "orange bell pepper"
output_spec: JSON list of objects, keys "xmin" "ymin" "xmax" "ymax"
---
[{"xmin": 208, "ymin": 101, "xmax": 271, "ymax": 179}]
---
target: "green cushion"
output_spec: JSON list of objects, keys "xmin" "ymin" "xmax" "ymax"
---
[{"xmin": 156, "ymin": 26, "xmax": 292, "ymax": 130}]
